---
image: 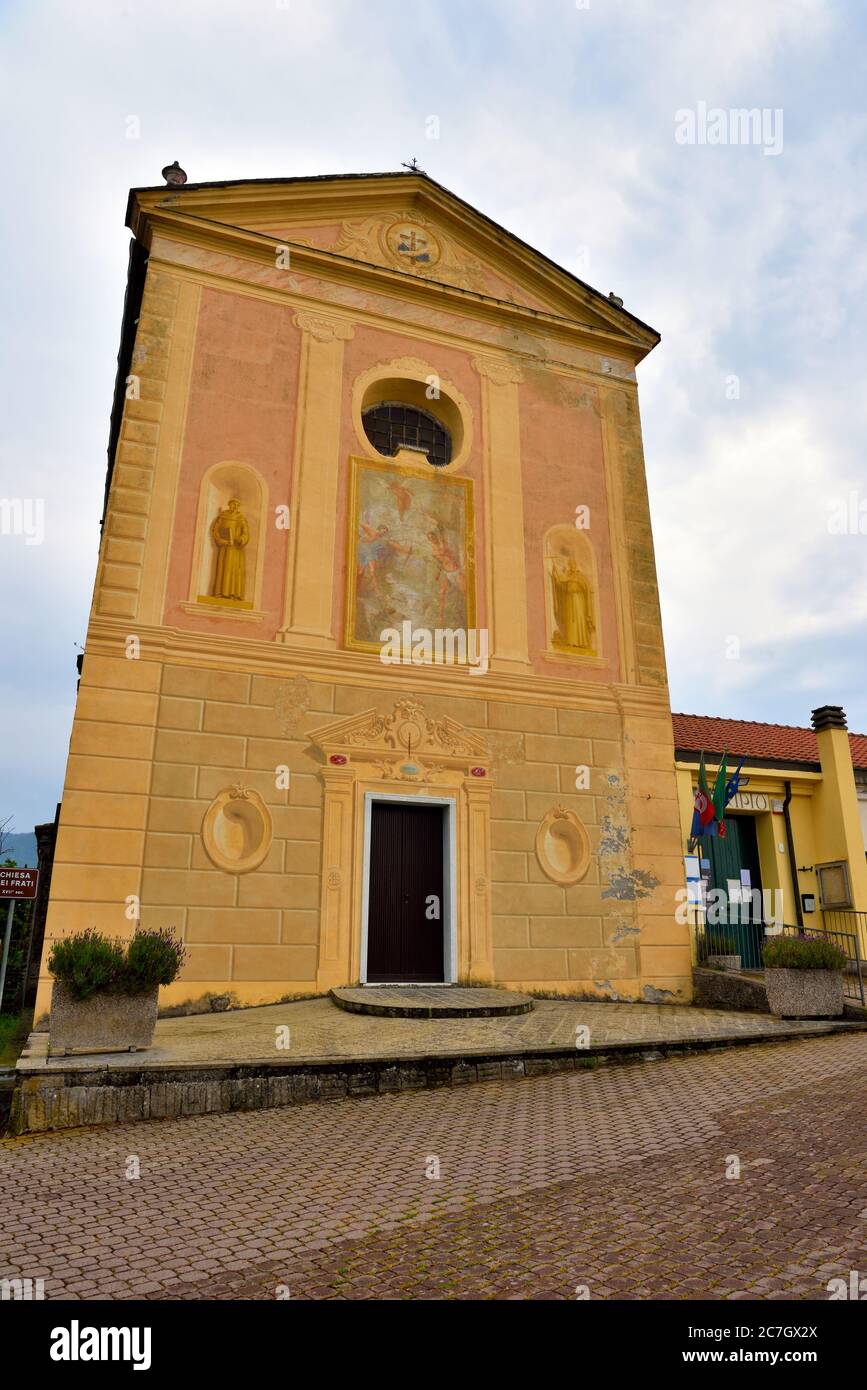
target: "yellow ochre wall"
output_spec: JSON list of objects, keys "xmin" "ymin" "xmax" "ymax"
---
[{"xmin": 35, "ymin": 175, "xmax": 691, "ymax": 1016}]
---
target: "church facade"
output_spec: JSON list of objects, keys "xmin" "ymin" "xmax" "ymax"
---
[{"xmin": 35, "ymin": 169, "xmax": 690, "ymax": 1016}]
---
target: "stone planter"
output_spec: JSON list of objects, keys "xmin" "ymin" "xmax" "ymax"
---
[
  {"xmin": 49, "ymin": 981, "xmax": 159, "ymax": 1056},
  {"xmin": 707, "ymin": 954, "xmax": 742, "ymax": 972},
  {"xmin": 764, "ymin": 968, "xmax": 844, "ymax": 1019}
]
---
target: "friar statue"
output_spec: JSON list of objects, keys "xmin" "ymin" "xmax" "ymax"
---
[
  {"xmin": 550, "ymin": 558, "xmax": 595, "ymax": 653},
  {"xmin": 210, "ymin": 498, "xmax": 249, "ymax": 602}
]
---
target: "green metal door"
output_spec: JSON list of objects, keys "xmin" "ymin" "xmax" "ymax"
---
[{"xmin": 699, "ymin": 816, "xmax": 764, "ymax": 968}]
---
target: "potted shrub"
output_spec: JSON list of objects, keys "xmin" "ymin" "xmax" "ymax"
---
[
  {"xmin": 762, "ymin": 934, "xmax": 847, "ymax": 1019},
  {"xmin": 48, "ymin": 927, "xmax": 186, "ymax": 1055}
]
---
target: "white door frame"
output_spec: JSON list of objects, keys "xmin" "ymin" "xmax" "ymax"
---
[{"xmin": 359, "ymin": 791, "xmax": 457, "ymax": 986}]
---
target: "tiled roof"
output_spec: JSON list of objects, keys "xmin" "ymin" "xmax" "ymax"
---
[{"xmin": 672, "ymin": 713, "xmax": 867, "ymax": 770}]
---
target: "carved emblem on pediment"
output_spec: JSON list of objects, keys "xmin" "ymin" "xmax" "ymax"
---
[
  {"xmin": 309, "ymin": 698, "xmax": 489, "ymax": 772},
  {"xmin": 371, "ymin": 759, "xmax": 449, "ymax": 784},
  {"xmin": 344, "ymin": 713, "xmax": 388, "ymax": 747},
  {"xmin": 333, "ymin": 211, "xmax": 490, "ymax": 294}
]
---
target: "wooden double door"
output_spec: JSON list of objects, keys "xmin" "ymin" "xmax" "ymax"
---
[{"xmin": 366, "ymin": 801, "xmax": 446, "ymax": 983}]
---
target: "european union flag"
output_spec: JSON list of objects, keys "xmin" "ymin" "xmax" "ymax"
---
[{"xmin": 725, "ymin": 755, "xmax": 746, "ymax": 806}]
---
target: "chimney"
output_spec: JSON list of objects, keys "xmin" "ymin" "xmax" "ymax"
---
[
  {"xmin": 811, "ymin": 705, "xmax": 847, "ymax": 733},
  {"xmin": 810, "ymin": 705, "xmax": 867, "ymax": 914},
  {"xmin": 161, "ymin": 161, "xmax": 187, "ymax": 187}
]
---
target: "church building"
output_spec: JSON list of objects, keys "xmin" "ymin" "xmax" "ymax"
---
[{"xmin": 34, "ymin": 166, "xmax": 690, "ymax": 1016}]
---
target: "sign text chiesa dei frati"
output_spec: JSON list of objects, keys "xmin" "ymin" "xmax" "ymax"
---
[{"xmin": 34, "ymin": 167, "xmax": 691, "ymax": 1017}]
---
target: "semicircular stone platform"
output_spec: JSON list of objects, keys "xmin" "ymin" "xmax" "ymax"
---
[{"xmin": 329, "ymin": 986, "xmax": 535, "ymax": 1019}]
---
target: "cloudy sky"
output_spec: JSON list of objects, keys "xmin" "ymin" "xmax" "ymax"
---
[{"xmin": 1, "ymin": 0, "xmax": 865, "ymax": 830}]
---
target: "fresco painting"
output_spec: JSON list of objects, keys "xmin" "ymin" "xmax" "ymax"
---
[{"xmin": 347, "ymin": 457, "xmax": 475, "ymax": 651}]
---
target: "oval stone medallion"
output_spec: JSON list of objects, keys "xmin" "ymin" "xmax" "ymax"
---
[{"xmin": 201, "ymin": 785, "xmax": 273, "ymax": 874}]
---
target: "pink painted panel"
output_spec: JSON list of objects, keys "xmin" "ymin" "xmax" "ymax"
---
[
  {"xmin": 519, "ymin": 371, "xmax": 620, "ymax": 682},
  {"xmin": 163, "ymin": 286, "xmax": 301, "ymax": 638}
]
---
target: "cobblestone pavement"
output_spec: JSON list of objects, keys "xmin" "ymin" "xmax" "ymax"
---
[
  {"xmin": 18, "ymin": 996, "xmax": 844, "ymax": 1074},
  {"xmin": 2, "ymin": 1032, "xmax": 866, "ymax": 1300}
]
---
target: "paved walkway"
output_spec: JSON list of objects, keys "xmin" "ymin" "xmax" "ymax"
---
[
  {"xmin": 17, "ymin": 997, "xmax": 852, "ymax": 1072},
  {"xmin": 2, "ymin": 1032, "xmax": 866, "ymax": 1299}
]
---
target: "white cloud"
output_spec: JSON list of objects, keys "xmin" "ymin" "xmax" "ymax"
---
[{"xmin": 1, "ymin": 0, "xmax": 865, "ymax": 828}]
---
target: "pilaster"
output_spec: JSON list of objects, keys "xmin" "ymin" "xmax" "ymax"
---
[
  {"xmin": 472, "ymin": 354, "xmax": 531, "ymax": 673},
  {"xmin": 279, "ymin": 311, "xmax": 354, "ymax": 650},
  {"xmin": 463, "ymin": 778, "xmax": 494, "ymax": 983},
  {"xmin": 315, "ymin": 765, "xmax": 356, "ymax": 990}
]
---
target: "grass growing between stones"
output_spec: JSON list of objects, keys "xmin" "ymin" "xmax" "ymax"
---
[{"xmin": 0, "ymin": 1008, "xmax": 32, "ymax": 1067}]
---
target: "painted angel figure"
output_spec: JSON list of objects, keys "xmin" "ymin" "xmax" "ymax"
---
[
  {"xmin": 424, "ymin": 516, "xmax": 467, "ymax": 624},
  {"xmin": 357, "ymin": 518, "xmax": 412, "ymax": 596}
]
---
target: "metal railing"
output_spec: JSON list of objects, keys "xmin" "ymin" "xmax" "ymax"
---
[
  {"xmin": 695, "ymin": 920, "xmax": 865, "ymax": 1006},
  {"xmin": 822, "ymin": 909, "xmax": 867, "ymax": 962},
  {"xmin": 694, "ymin": 919, "xmax": 765, "ymax": 971}
]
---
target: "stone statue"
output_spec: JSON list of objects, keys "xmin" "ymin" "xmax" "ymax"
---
[
  {"xmin": 210, "ymin": 498, "xmax": 249, "ymax": 602},
  {"xmin": 550, "ymin": 559, "xmax": 594, "ymax": 652}
]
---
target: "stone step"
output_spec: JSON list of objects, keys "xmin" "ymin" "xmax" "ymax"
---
[{"xmin": 330, "ymin": 986, "xmax": 534, "ymax": 1018}]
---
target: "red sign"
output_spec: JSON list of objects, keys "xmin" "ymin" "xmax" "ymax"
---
[{"xmin": 0, "ymin": 867, "xmax": 38, "ymax": 900}]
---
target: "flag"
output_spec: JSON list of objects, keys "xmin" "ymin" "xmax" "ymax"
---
[
  {"xmin": 690, "ymin": 752, "xmax": 716, "ymax": 838},
  {"xmin": 711, "ymin": 752, "xmax": 728, "ymax": 825},
  {"xmin": 724, "ymin": 755, "xmax": 746, "ymax": 807},
  {"xmin": 698, "ymin": 750, "xmax": 710, "ymax": 801}
]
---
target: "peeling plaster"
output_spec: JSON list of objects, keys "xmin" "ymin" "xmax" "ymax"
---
[
  {"xmin": 592, "ymin": 979, "xmax": 633, "ymax": 1002},
  {"xmin": 599, "ymin": 815, "xmax": 629, "ymax": 856},
  {"xmin": 602, "ymin": 868, "xmax": 660, "ymax": 902},
  {"xmin": 641, "ymin": 984, "xmax": 676, "ymax": 1004},
  {"xmin": 596, "ymin": 762, "xmax": 664, "ymax": 1011},
  {"xmin": 598, "ymin": 768, "xmax": 661, "ymax": 903}
]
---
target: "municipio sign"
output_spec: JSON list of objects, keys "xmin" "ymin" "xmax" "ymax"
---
[{"xmin": 0, "ymin": 867, "xmax": 38, "ymax": 900}]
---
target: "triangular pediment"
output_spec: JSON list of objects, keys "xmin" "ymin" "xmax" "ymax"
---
[
  {"xmin": 308, "ymin": 698, "xmax": 489, "ymax": 769},
  {"xmin": 128, "ymin": 171, "xmax": 658, "ymax": 356}
]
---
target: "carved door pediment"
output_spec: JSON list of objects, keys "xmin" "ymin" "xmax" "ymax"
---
[{"xmin": 308, "ymin": 698, "xmax": 489, "ymax": 782}]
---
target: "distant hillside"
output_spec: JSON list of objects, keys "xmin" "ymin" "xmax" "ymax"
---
[{"xmin": 2, "ymin": 832, "xmax": 38, "ymax": 867}]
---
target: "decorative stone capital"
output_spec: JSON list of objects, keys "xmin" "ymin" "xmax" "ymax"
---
[
  {"xmin": 472, "ymin": 354, "xmax": 524, "ymax": 386},
  {"xmin": 388, "ymin": 355, "xmax": 436, "ymax": 376},
  {"xmin": 294, "ymin": 311, "xmax": 355, "ymax": 343}
]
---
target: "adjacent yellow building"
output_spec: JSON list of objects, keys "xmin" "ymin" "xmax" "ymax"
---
[
  {"xmin": 35, "ymin": 166, "xmax": 693, "ymax": 1016},
  {"xmin": 673, "ymin": 706, "xmax": 867, "ymax": 962}
]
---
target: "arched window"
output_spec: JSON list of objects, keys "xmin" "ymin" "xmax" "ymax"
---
[{"xmin": 362, "ymin": 402, "xmax": 452, "ymax": 467}]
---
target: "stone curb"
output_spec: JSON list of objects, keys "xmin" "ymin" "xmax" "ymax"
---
[
  {"xmin": 6, "ymin": 1019, "xmax": 865, "ymax": 1137},
  {"xmin": 329, "ymin": 987, "xmax": 534, "ymax": 1018}
]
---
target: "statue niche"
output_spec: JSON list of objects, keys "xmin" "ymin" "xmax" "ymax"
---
[
  {"xmin": 544, "ymin": 526, "xmax": 598, "ymax": 658},
  {"xmin": 210, "ymin": 498, "xmax": 249, "ymax": 603},
  {"xmin": 192, "ymin": 461, "xmax": 267, "ymax": 615}
]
